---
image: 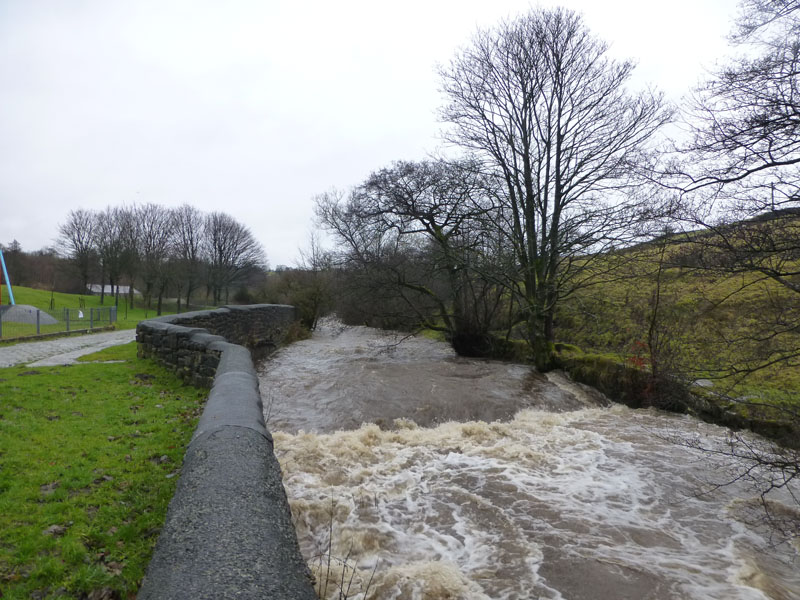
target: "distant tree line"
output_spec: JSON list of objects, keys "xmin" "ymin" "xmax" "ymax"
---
[
  {"xmin": 0, "ymin": 239, "xmax": 74, "ymax": 294},
  {"xmin": 58, "ymin": 204, "xmax": 267, "ymax": 313}
]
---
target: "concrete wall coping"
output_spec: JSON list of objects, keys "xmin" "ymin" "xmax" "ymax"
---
[{"xmin": 135, "ymin": 305, "xmax": 316, "ymax": 600}]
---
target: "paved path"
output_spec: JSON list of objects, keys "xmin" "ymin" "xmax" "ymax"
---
[{"xmin": 0, "ymin": 329, "xmax": 137, "ymax": 368}]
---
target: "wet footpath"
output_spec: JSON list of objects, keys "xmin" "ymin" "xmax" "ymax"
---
[{"xmin": 0, "ymin": 329, "xmax": 136, "ymax": 368}]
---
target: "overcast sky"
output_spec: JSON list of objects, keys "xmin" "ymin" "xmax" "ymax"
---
[{"xmin": 1, "ymin": 0, "xmax": 737, "ymax": 268}]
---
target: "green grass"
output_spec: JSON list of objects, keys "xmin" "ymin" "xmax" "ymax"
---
[
  {"xmin": 1, "ymin": 285, "xmax": 210, "ymax": 336},
  {"xmin": 0, "ymin": 342, "xmax": 207, "ymax": 599},
  {"xmin": 418, "ymin": 328, "xmax": 447, "ymax": 342},
  {"xmin": 75, "ymin": 344, "xmax": 136, "ymax": 363},
  {"xmin": 555, "ymin": 242, "xmax": 800, "ymax": 425}
]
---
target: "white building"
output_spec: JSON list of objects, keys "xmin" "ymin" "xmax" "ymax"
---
[{"xmin": 86, "ymin": 284, "xmax": 141, "ymax": 295}]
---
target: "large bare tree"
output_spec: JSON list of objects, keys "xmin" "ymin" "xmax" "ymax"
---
[
  {"xmin": 203, "ymin": 212, "xmax": 266, "ymax": 305},
  {"xmin": 439, "ymin": 7, "xmax": 671, "ymax": 368},
  {"xmin": 656, "ymin": 0, "xmax": 800, "ymax": 540},
  {"xmin": 117, "ymin": 206, "xmax": 140, "ymax": 311},
  {"xmin": 92, "ymin": 207, "xmax": 128, "ymax": 305}
]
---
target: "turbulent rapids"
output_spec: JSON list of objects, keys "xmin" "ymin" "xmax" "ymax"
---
[{"xmin": 258, "ymin": 321, "xmax": 799, "ymax": 600}]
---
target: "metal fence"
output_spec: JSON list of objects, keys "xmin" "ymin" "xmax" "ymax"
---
[{"xmin": 0, "ymin": 305, "xmax": 117, "ymax": 339}]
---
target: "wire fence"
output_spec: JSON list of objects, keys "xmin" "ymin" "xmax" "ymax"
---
[{"xmin": 0, "ymin": 306, "xmax": 117, "ymax": 340}]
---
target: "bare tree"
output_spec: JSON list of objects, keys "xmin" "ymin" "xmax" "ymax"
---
[
  {"xmin": 365, "ymin": 159, "xmax": 513, "ymax": 350},
  {"xmin": 439, "ymin": 7, "xmax": 671, "ymax": 368},
  {"xmin": 173, "ymin": 204, "xmax": 205, "ymax": 311},
  {"xmin": 675, "ymin": 0, "xmax": 800, "ymax": 213},
  {"xmin": 317, "ymin": 159, "xmax": 514, "ymax": 353},
  {"xmin": 135, "ymin": 203, "xmax": 175, "ymax": 315},
  {"xmin": 262, "ymin": 234, "xmax": 335, "ymax": 331},
  {"xmin": 732, "ymin": 0, "xmax": 800, "ymax": 43},
  {"xmin": 315, "ymin": 188, "xmax": 422, "ymax": 329},
  {"xmin": 666, "ymin": 0, "xmax": 800, "ymax": 381},
  {"xmin": 658, "ymin": 0, "xmax": 800, "ymax": 536},
  {"xmin": 295, "ymin": 232, "xmax": 334, "ymax": 330},
  {"xmin": 57, "ymin": 209, "xmax": 96, "ymax": 292},
  {"xmin": 203, "ymin": 212, "xmax": 266, "ymax": 305},
  {"xmin": 315, "ymin": 187, "xmax": 420, "ymax": 328},
  {"xmin": 113, "ymin": 206, "xmax": 140, "ymax": 311},
  {"xmin": 92, "ymin": 207, "xmax": 127, "ymax": 306}
]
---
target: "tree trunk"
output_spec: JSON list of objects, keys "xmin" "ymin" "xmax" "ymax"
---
[
  {"xmin": 156, "ymin": 284, "xmax": 164, "ymax": 316},
  {"xmin": 99, "ymin": 265, "xmax": 106, "ymax": 305},
  {"xmin": 185, "ymin": 282, "xmax": 194, "ymax": 312},
  {"xmin": 527, "ymin": 313, "xmax": 555, "ymax": 372}
]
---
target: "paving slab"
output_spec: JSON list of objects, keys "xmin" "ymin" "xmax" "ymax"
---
[{"xmin": 0, "ymin": 329, "xmax": 136, "ymax": 368}]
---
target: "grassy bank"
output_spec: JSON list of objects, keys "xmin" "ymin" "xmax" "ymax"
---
[
  {"xmin": 548, "ymin": 239, "xmax": 800, "ymax": 445},
  {"xmin": 553, "ymin": 237, "xmax": 797, "ymax": 372},
  {"xmin": 0, "ymin": 342, "xmax": 206, "ymax": 599},
  {"xmin": 1, "ymin": 286, "xmax": 210, "ymax": 336}
]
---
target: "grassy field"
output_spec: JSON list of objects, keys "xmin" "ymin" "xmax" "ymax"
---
[
  {"xmin": 0, "ymin": 342, "xmax": 207, "ymax": 599},
  {"xmin": 0, "ymin": 286, "xmax": 203, "ymax": 336}
]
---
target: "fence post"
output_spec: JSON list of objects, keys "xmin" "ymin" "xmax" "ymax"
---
[
  {"xmin": 90, "ymin": 308, "xmax": 94, "ymax": 329},
  {"xmin": 0, "ymin": 312, "xmax": 3, "ymax": 338},
  {"xmin": 36, "ymin": 309, "xmax": 40, "ymax": 335},
  {"xmin": 66, "ymin": 309, "xmax": 70, "ymax": 332}
]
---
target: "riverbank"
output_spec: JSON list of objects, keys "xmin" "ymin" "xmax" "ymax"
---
[{"xmin": 555, "ymin": 349, "xmax": 800, "ymax": 449}]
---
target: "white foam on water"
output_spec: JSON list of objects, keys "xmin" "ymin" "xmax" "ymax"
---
[{"xmin": 275, "ymin": 408, "xmax": 799, "ymax": 600}]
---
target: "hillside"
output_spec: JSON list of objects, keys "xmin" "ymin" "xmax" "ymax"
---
[{"xmin": 555, "ymin": 219, "xmax": 799, "ymax": 442}]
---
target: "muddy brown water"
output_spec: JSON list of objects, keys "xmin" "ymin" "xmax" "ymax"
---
[{"xmin": 258, "ymin": 320, "xmax": 799, "ymax": 600}]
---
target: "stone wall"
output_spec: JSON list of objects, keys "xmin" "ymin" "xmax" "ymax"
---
[
  {"xmin": 135, "ymin": 304, "xmax": 317, "ymax": 600},
  {"xmin": 136, "ymin": 304, "xmax": 295, "ymax": 387}
]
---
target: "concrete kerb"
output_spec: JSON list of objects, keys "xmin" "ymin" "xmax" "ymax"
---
[{"xmin": 135, "ymin": 304, "xmax": 315, "ymax": 600}]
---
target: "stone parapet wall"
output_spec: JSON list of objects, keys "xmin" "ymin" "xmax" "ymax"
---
[
  {"xmin": 136, "ymin": 304, "xmax": 295, "ymax": 386},
  {"xmin": 135, "ymin": 304, "xmax": 317, "ymax": 600}
]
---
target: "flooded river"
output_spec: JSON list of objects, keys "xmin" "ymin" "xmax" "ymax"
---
[{"xmin": 258, "ymin": 321, "xmax": 799, "ymax": 600}]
